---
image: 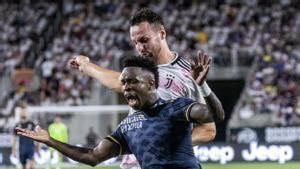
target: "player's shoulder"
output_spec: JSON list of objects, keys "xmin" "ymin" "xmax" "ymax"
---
[
  {"xmin": 170, "ymin": 54, "xmax": 191, "ymax": 72},
  {"xmin": 161, "ymin": 97, "xmax": 197, "ymax": 119},
  {"xmin": 165, "ymin": 97, "xmax": 196, "ymax": 109},
  {"xmin": 159, "ymin": 53, "xmax": 191, "ymax": 70},
  {"xmin": 174, "ymin": 97, "xmax": 196, "ymax": 104}
]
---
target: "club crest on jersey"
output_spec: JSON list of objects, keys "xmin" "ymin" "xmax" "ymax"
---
[{"xmin": 164, "ymin": 74, "xmax": 175, "ymax": 89}]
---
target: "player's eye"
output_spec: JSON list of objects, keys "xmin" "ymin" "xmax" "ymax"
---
[
  {"xmin": 140, "ymin": 37, "xmax": 149, "ymax": 43},
  {"xmin": 132, "ymin": 79, "xmax": 138, "ymax": 84},
  {"xmin": 121, "ymin": 80, "xmax": 126, "ymax": 85}
]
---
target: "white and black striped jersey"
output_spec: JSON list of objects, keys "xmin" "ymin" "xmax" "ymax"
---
[{"xmin": 157, "ymin": 52, "xmax": 205, "ymax": 104}]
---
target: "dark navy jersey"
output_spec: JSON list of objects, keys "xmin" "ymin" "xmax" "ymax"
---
[
  {"xmin": 14, "ymin": 121, "xmax": 36, "ymax": 151},
  {"xmin": 107, "ymin": 97, "xmax": 199, "ymax": 169}
]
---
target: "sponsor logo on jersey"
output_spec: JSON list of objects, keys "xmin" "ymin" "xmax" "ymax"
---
[{"xmin": 120, "ymin": 114, "xmax": 147, "ymax": 133}]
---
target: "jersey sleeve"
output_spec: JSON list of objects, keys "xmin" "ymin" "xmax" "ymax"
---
[
  {"xmin": 168, "ymin": 97, "xmax": 198, "ymax": 123},
  {"xmin": 183, "ymin": 79, "xmax": 206, "ymax": 104},
  {"xmin": 105, "ymin": 127, "xmax": 131, "ymax": 155}
]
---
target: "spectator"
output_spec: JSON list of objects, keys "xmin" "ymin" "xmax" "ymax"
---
[
  {"xmin": 85, "ymin": 127, "xmax": 99, "ymax": 148},
  {"xmin": 48, "ymin": 115, "xmax": 68, "ymax": 169}
]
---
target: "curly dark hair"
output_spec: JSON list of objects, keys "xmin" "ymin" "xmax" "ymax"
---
[
  {"xmin": 130, "ymin": 8, "xmax": 164, "ymax": 30},
  {"xmin": 123, "ymin": 56, "xmax": 159, "ymax": 88}
]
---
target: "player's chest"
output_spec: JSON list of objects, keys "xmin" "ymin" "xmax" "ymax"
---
[
  {"xmin": 158, "ymin": 69, "xmax": 191, "ymax": 93},
  {"xmin": 120, "ymin": 114, "xmax": 172, "ymax": 135}
]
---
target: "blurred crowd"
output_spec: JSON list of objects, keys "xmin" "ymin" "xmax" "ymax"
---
[
  {"xmin": 0, "ymin": 2, "xmax": 58, "ymax": 132},
  {"xmin": 239, "ymin": 54, "xmax": 300, "ymax": 126},
  {"xmin": 1, "ymin": 0, "xmax": 300, "ymax": 132},
  {"xmin": 0, "ymin": 3, "xmax": 53, "ymax": 76}
]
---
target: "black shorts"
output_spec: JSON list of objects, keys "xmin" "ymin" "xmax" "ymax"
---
[{"xmin": 19, "ymin": 150, "xmax": 34, "ymax": 165}]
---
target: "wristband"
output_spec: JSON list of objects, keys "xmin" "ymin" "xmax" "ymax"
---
[{"xmin": 200, "ymin": 82, "xmax": 212, "ymax": 97}]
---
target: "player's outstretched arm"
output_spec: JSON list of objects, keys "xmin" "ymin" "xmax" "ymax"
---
[
  {"xmin": 69, "ymin": 55, "xmax": 122, "ymax": 93},
  {"xmin": 190, "ymin": 51, "xmax": 225, "ymax": 122},
  {"xmin": 16, "ymin": 126, "xmax": 119, "ymax": 166}
]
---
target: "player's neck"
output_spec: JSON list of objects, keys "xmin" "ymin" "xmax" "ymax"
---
[
  {"xmin": 157, "ymin": 48, "xmax": 175, "ymax": 65},
  {"xmin": 142, "ymin": 93, "xmax": 159, "ymax": 109}
]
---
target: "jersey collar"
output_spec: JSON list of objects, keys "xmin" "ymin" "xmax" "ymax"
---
[{"xmin": 157, "ymin": 51, "xmax": 179, "ymax": 67}]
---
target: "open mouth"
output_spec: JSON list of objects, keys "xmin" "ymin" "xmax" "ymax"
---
[{"xmin": 125, "ymin": 94, "xmax": 139, "ymax": 107}]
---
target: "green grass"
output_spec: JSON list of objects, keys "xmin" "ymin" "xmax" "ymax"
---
[
  {"xmin": 202, "ymin": 162, "xmax": 300, "ymax": 169},
  {"xmin": 0, "ymin": 164, "xmax": 121, "ymax": 169},
  {"xmin": 1, "ymin": 162, "xmax": 300, "ymax": 169}
]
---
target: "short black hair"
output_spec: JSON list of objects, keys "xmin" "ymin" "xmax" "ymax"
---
[
  {"xmin": 123, "ymin": 56, "xmax": 159, "ymax": 88},
  {"xmin": 130, "ymin": 8, "xmax": 164, "ymax": 29}
]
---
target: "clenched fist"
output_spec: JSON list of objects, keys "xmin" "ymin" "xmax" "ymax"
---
[{"xmin": 69, "ymin": 55, "xmax": 90, "ymax": 73}]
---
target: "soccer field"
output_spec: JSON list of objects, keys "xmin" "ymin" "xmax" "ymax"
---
[
  {"xmin": 203, "ymin": 162, "xmax": 300, "ymax": 169},
  {"xmin": 1, "ymin": 162, "xmax": 300, "ymax": 169}
]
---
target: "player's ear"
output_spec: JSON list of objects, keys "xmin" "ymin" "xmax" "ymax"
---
[
  {"xmin": 149, "ymin": 79, "xmax": 155, "ymax": 89},
  {"xmin": 160, "ymin": 26, "xmax": 166, "ymax": 40}
]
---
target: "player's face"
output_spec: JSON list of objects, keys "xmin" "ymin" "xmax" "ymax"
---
[
  {"xmin": 120, "ymin": 67, "xmax": 154, "ymax": 109},
  {"xmin": 130, "ymin": 22, "xmax": 162, "ymax": 63}
]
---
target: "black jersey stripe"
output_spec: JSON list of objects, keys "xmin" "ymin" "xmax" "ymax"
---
[
  {"xmin": 179, "ymin": 58, "xmax": 191, "ymax": 69},
  {"xmin": 170, "ymin": 54, "xmax": 191, "ymax": 71},
  {"xmin": 178, "ymin": 59, "xmax": 191, "ymax": 70},
  {"xmin": 177, "ymin": 61, "xmax": 190, "ymax": 72}
]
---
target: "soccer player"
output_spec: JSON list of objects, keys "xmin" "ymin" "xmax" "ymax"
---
[
  {"xmin": 48, "ymin": 115, "xmax": 68, "ymax": 169},
  {"xmin": 70, "ymin": 8, "xmax": 224, "ymax": 143},
  {"xmin": 12, "ymin": 105, "xmax": 40, "ymax": 169},
  {"xmin": 69, "ymin": 8, "xmax": 224, "ymax": 168},
  {"xmin": 16, "ymin": 57, "xmax": 218, "ymax": 169}
]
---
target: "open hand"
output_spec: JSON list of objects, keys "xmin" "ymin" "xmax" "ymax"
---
[
  {"xmin": 69, "ymin": 55, "xmax": 90, "ymax": 73},
  {"xmin": 190, "ymin": 50, "xmax": 212, "ymax": 85},
  {"xmin": 16, "ymin": 125, "xmax": 50, "ymax": 144}
]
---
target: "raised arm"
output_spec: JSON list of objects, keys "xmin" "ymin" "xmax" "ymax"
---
[
  {"xmin": 16, "ymin": 126, "xmax": 119, "ymax": 166},
  {"xmin": 69, "ymin": 55, "xmax": 122, "ymax": 93},
  {"xmin": 190, "ymin": 51, "xmax": 225, "ymax": 122}
]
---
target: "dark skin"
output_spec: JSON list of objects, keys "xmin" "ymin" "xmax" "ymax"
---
[{"xmin": 16, "ymin": 67, "xmax": 213, "ymax": 166}]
